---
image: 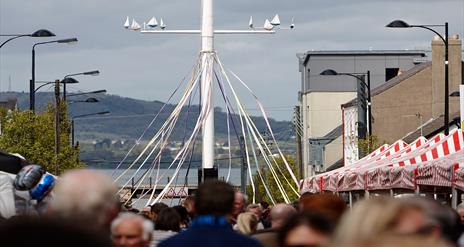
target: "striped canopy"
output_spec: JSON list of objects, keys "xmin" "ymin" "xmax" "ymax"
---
[{"xmin": 301, "ymin": 129, "xmax": 464, "ymax": 193}]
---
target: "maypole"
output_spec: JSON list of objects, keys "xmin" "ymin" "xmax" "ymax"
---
[
  {"xmin": 124, "ymin": 1, "xmax": 295, "ymax": 185},
  {"xmin": 200, "ymin": 0, "xmax": 216, "ymax": 179}
]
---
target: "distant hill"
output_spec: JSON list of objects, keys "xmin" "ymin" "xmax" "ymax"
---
[{"xmin": 0, "ymin": 92, "xmax": 294, "ymax": 142}]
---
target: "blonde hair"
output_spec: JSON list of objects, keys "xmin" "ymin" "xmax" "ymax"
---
[
  {"xmin": 337, "ymin": 234, "xmax": 452, "ymax": 247},
  {"xmin": 333, "ymin": 197, "xmax": 401, "ymax": 244},
  {"xmin": 236, "ymin": 212, "xmax": 259, "ymax": 235}
]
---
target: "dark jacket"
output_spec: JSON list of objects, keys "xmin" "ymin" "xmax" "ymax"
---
[{"xmin": 158, "ymin": 215, "xmax": 262, "ymax": 247}]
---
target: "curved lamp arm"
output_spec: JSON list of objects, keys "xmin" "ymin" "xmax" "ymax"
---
[{"xmin": 0, "ymin": 35, "xmax": 30, "ymax": 48}]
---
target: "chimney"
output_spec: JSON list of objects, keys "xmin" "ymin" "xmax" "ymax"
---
[{"xmin": 431, "ymin": 34, "xmax": 462, "ymax": 118}]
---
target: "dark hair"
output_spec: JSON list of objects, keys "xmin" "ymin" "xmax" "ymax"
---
[
  {"xmin": 0, "ymin": 216, "xmax": 112, "ymax": 247},
  {"xmin": 151, "ymin": 202, "xmax": 169, "ymax": 214},
  {"xmin": 278, "ymin": 212, "xmax": 335, "ymax": 247},
  {"xmin": 260, "ymin": 201, "xmax": 270, "ymax": 210},
  {"xmin": 172, "ymin": 205, "xmax": 189, "ymax": 224},
  {"xmin": 139, "ymin": 211, "xmax": 152, "ymax": 220},
  {"xmin": 194, "ymin": 180, "xmax": 235, "ymax": 216},
  {"xmin": 128, "ymin": 208, "xmax": 140, "ymax": 214},
  {"xmin": 155, "ymin": 208, "xmax": 181, "ymax": 232},
  {"xmin": 299, "ymin": 193, "xmax": 347, "ymax": 223}
]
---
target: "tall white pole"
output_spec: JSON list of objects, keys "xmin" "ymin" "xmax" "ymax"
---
[
  {"xmin": 132, "ymin": 0, "xmax": 277, "ymax": 178},
  {"xmin": 201, "ymin": 0, "xmax": 215, "ymax": 170}
]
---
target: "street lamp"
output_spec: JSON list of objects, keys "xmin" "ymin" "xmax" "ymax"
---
[
  {"xmin": 320, "ymin": 69, "xmax": 372, "ymax": 136},
  {"xmin": 63, "ymin": 70, "xmax": 100, "ymax": 101},
  {"xmin": 68, "ymin": 97, "xmax": 99, "ymax": 104},
  {"xmin": 67, "ymin": 89, "xmax": 107, "ymax": 97},
  {"xmin": 31, "ymin": 38, "xmax": 78, "ymax": 112},
  {"xmin": 71, "ymin": 111, "xmax": 110, "ymax": 147},
  {"xmin": 387, "ymin": 20, "xmax": 449, "ymax": 135},
  {"xmin": 0, "ymin": 29, "xmax": 55, "ymax": 48},
  {"xmin": 34, "ymin": 78, "xmax": 80, "ymax": 93}
]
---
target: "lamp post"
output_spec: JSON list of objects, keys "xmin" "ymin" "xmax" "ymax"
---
[
  {"xmin": 0, "ymin": 29, "xmax": 55, "ymax": 49},
  {"xmin": 31, "ymin": 38, "xmax": 78, "ymax": 112},
  {"xmin": 67, "ymin": 89, "xmax": 107, "ymax": 97},
  {"xmin": 33, "ymin": 78, "xmax": 79, "ymax": 112},
  {"xmin": 71, "ymin": 111, "xmax": 110, "ymax": 147},
  {"xmin": 63, "ymin": 70, "xmax": 100, "ymax": 101},
  {"xmin": 68, "ymin": 97, "xmax": 99, "ymax": 104},
  {"xmin": 320, "ymin": 69, "xmax": 372, "ymax": 136},
  {"xmin": 387, "ymin": 20, "xmax": 449, "ymax": 135}
]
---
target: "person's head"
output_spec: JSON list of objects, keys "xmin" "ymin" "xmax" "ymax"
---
[
  {"xmin": 194, "ymin": 180, "xmax": 235, "ymax": 216},
  {"xmin": 49, "ymin": 169, "xmax": 119, "ymax": 230},
  {"xmin": 111, "ymin": 213, "xmax": 153, "ymax": 247},
  {"xmin": 141, "ymin": 206, "xmax": 154, "ymax": 220},
  {"xmin": 150, "ymin": 202, "xmax": 169, "ymax": 221},
  {"xmin": 236, "ymin": 212, "xmax": 259, "ymax": 235},
  {"xmin": 181, "ymin": 196, "xmax": 195, "ymax": 217},
  {"xmin": 456, "ymin": 203, "xmax": 464, "ymax": 224},
  {"xmin": 172, "ymin": 205, "xmax": 189, "ymax": 228},
  {"xmin": 394, "ymin": 196, "xmax": 461, "ymax": 243},
  {"xmin": 334, "ymin": 196, "xmax": 455, "ymax": 245},
  {"xmin": 155, "ymin": 208, "xmax": 181, "ymax": 232},
  {"xmin": 270, "ymin": 203, "xmax": 297, "ymax": 229},
  {"xmin": 332, "ymin": 234, "xmax": 452, "ymax": 247},
  {"xmin": 299, "ymin": 193, "xmax": 347, "ymax": 223},
  {"xmin": 246, "ymin": 203, "xmax": 263, "ymax": 219},
  {"xmin": 260, "ymin": 201, "xmax": 270, "ymax": 211},
  {"xmin": 129, "ymin": 208, "xmax": 140, "ymax": 214},
  {"xmin": 333, "ymin": 197, "xmax": 400, "ymax": 244},
  {"xmin": 279, "ymin": 212, "xmax": 335, "ymax": 247},
  {"xmin": 0, "ymin": 216, "xmax": 113, "ymax": 247},
  {"xmin": 232, "ymin": 192, "xmax": 246, "ymax": 218}
]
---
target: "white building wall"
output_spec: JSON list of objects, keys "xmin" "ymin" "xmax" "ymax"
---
[{"xmin": 301, "ymin": 92, "xmax": 355, "ymax": 176}]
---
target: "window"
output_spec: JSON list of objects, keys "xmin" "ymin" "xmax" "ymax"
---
[{"xmin": 385, "ymin": 68, "xmax": 400, "ymax": 81}]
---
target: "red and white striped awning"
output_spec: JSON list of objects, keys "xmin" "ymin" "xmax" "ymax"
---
[{"xmin": 301, "ymin": 128, "xmax": 464, "ymax": 193}]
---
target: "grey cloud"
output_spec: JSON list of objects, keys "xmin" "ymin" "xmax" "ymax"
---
[{"xmin": 1, "ymin": 0, "xmax": 463, "ymax": 121}]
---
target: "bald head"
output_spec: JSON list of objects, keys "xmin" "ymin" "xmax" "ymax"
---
[
  {"xmin": 232, "ymin": 192, "xmax": 246, "ymax": 218},
  {"xmin": 50, "ymin": 169, "xmax": 119, "ymax": 228},
  {"xmin": 270, "ymin": 204, "xmax": 297, "ymax": 229}
]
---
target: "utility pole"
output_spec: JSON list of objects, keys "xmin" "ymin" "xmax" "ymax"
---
[
  {"xmin": 294, "ymin": 106, "xmax": 303, "ymax": 180},
  {"xmin": 54, "ymin": 80, "xmax": 60, "ymax": 174}
]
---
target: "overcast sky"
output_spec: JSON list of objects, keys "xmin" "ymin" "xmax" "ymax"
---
[{"xmin": 1, "ymin": 0, "xmax": 463, "ymax": 121}]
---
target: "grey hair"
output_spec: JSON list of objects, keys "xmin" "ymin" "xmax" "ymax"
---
[
  {"xmin": 50, "ymin": 169, "xmax": 119, "ymax": 227},
  {"xmin": 111, "ymin": 213, "xmax": 154, "ymax": 241}
]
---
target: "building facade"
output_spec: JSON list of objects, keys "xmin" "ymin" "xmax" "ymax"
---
[
  {"xmin": 297, "ymin": 50, "xmax": 426, "ymax": 177},
  {"xmin": 371, "ymin": 35, "xmax": 462, "ymax": 143}
]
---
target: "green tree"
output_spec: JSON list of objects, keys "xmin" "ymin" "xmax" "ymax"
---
[
  {"xmin": 0, "ymin": 103, "xmax": 83, "ymax": 175},
  {"xmin": 358, "ymin": 134, "xmax": 385, "ymax": 158},
  {"xmin": 246, "ymin": 156, "xmax": 299, "ymax": 204}
]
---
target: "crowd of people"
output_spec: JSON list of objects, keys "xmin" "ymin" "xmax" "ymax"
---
[{"xmin": 1, "ymin": 168, "xmax": 464, "ymax": 247}]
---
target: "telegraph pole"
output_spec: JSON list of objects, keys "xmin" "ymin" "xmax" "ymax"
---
[
  {"xmin": 294, "ymin": 106, "xmax": 303, "ymax": 180},
  {"xmin": 54, "ymin": 80, "xmax": 60, "ymax": 174}
]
